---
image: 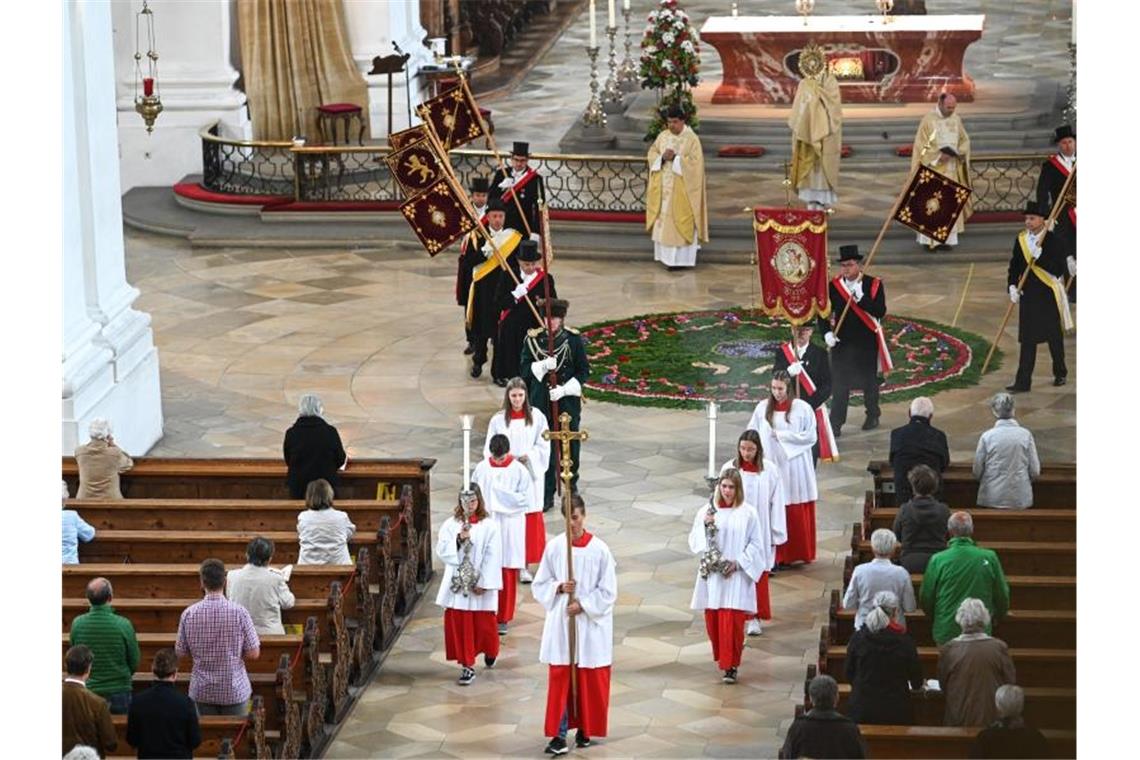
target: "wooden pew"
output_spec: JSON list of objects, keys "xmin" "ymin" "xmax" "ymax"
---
[
  {"xmin": 864, "ymin": 507, "xmax": 1075, "ymax": 543},
  {"xmin": 858, "ymin": 725, "xmax": 1076, "ymax": 759},
  {"xmin": 851, "ymin": 526, "xmax": 1076, "ymax": 576},
  {"xmin": 76, "ymin": 530, "xmax": 380, "ymax": 566},
  {"xmin": 63, "ymin": 563, "xmax": 354, "ymax": 599},
  {"xmin": 110, "ymin": 696, "xmax": 268, "ymax": 758},
  {"xmin": 68, "ymin": 498, "xmax": 401, "ymax": 532},
  {"xmin": 866, "ymin": 460, "xmax": 1075, "ymax": 509}
]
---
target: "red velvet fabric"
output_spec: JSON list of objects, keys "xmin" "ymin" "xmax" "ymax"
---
[
  {"xmin": 318, "ymin": 102, "xmax": 363, "ymax": 114},
  {"xmin": 753, "ymin": 571, "xmax": 771, "ymax": 621},
  {"xmin": 717, "ymin": 145, "xmax": 766, "ymax": 158},
  {"xmin": 840, "ymin": 144, "xmax": 854, "ymax": 158},
  {"xmin": 776, "ymin": 500, "xmax": 816, "ymax": 564},
  {"xmin": 544, "ymin": 665, "xmax": 611, "ymax": 738},
  {"xmin": 497, "ymin": 568, "xmax": 519, "ymax": 623},
  {"xmin": 896, "ymin": 145, "xmax": 914, "ymax": 157},
  {"xmin": 703, "ymin": 609, "xmax": 747, "ymax": 669},
  {"xmin": 525, "ymin": 512, "xmax": 547, "ymax": 564},
  {"xmin": 443, "ymin": 609, "xmax": 500, "ymax": 667},
  {"xmin": 173, "ymin": 182, "xmax": 288, "ymax": 206}
]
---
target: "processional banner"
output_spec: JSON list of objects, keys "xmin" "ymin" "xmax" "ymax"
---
[
  {"xmin": 385, "ymin": 138, "xmax": 449, "ymax": 198},
  {"xmin": 415, "ymin": 84, "xmax": 487, "ymax": 151},
  {"xmin": 389, "ymin": 124, "xmax": 433, "ymax": 151},
  {"xmin": 400, "ymin": 175, "xmax": 478, "ymax": 257},
  {"xmin": 753, "ymin": 207, "xmax": 830, "ymax": 326},
  {"xmin": 892, "ymin": 165, "xmax": 972, "ymax": 243}
]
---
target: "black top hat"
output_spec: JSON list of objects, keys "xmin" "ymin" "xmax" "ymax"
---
[
  {"xmin": 511, "ymin": 141, "xmax": 530, "ymax": 157},
  {"xmin": 518, "ymin": 239, "xmax": 542, "ymax": 262},
  {"xmin": 836, "ymin": 244, "xmax": 862, "ymax": 262},
  {"xmin": 487, "ymin": 198, "xmax": 507, "ymax": 213},
  {"xmin": 538, "ymin": 298, "xmax": 568, "ymax": 318},
  {"xmin": 470, "ymin": 177, "xmax": 490, "ymax": 194},
  {"xmin": 1022, "ymin": 201, "xmax": 1047, "ymax": 216},
  {"xmin": 1053, "ymin": 125, "xmax": 1075, "ymax": 143}
]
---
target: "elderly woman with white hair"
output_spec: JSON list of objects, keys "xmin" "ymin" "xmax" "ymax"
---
[
  {"xmin": 283, "ymin": 394, "xmax": 347, "ymax": 499},
  {"xmin": 969, "ymin": 684, "xmax": 1051, "ymax": 758},
  {"xmin": 972, "ymin": 393, "xmax": 1041, "ymax": 508},
  {"xmin": 844, "ymin": 593, "xmax": 923, "ymax": 725},
  {"xmin": 937, "ymin": 598, "xmax": 1017, "ymax": 727},
  {"xmin": 842, "ymin": 528, "xmax": 916, "ymax": 630},
  {"xmin": 74, "ymin": 418, "xmax": 133, "ymax": 499}
]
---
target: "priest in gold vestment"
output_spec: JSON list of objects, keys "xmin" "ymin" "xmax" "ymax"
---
[
  {"xmin": 788, "ymin": 45, "xmax": 842, "ymax": 210},
  {"xmin": 910, "ymin": 93, "xmax": 973, "ymax": 249},
  {"xmin": 646, "ymin": 106, "xmax": 708, "ymax": 268}
]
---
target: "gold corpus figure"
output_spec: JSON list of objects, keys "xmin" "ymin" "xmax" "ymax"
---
[{"xmin": 542, "ymin": 412, "xmax": 589, "ymax": 722}]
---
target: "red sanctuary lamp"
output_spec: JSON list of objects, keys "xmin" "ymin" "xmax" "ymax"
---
[{"xmin": 133, "ymin": 1, "xmax": 163, "ymax": 133}]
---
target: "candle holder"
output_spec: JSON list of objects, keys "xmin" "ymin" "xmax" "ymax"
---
[
  {"xmin": 618, "ymin": 6, "xmax": 639, "ymax": 91},
  {"xmin": 601, "ymin": 25, "xmax": 623, "ymax": 108},
  {"xmin": 795, "ymin": 0, "xmax": 815, "ymax": 26},
  {"xmin": 583, "ymin": 46, "xmax": 607, "ymax": 127}
]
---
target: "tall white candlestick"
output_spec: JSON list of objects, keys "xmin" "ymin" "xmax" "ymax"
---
[
  {"xmin": 623, "ymin": 0, "xmax": 630, "ymax": 10},
  {"xmin": 608, "ymin": 0, "xmax": 616, "ymax": 28},
  {"xmin": 706, "ymin": 402, "xmax": 718, "ymax": 479},
  {"xmin": 461, "ymin": 415, "xmax": 473, "ymax": 489},
  {"xmin": 589, "ymin": 0, "xmax": 597, "ymax": 47}
]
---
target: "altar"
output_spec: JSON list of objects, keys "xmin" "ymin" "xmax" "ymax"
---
[{"xmin": 700, "ymin": 14, "xmax": 985, "ymax": 105}]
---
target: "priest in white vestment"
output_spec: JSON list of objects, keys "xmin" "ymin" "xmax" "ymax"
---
[
  {"xmin": 689, "ymin": 469, "xmax": 764, "ymax": 684},
  {"xmin": 646, "ymin": 105, "xmax": 708, "ymax": 269},
  {"xmin": 910, "ymin": 93, "xmax": 973, "ymax": 249},
  {"xmin": 532, "ymin": 495, "xmax": 617, "ymax": 753}
]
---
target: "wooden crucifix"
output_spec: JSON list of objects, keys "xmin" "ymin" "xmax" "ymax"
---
[{"xmin": 542, "ymin": 412, "xmax": 589, "ymax": 722}]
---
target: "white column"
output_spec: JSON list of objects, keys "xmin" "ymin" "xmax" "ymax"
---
[
  {"xmin": 64, "ymin": 0, "xmax": 163, "ymax": 456},
  {"xmin": 112, "ymin": 0, "xmax": 250, "ymax": 190},
  {"xmin": 343, "ymin": 0, "xmax": 431, "ymax": 139}
]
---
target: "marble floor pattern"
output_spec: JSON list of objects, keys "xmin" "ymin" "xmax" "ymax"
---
[{"xmin": 127, "ymin": 223, "xmax": 1076, "ymax": 758}]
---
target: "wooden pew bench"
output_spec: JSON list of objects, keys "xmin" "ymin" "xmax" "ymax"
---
[
  {"xmin": 840, "ymin": 560, "xmax": 1077, "ymax": 610},
  {"xmin": 110, "ymin": 696, "xmax": 267, "ymax": 758},
  {"xmin": 866, "ymin": 460, "xmax": 1075, "ymax": 510},
  {"xmin": 62, "ymin": 632, "xmax": 307, "ymax": 676},
  {"xmin": 68, "ymin": 498, "xmax": 401, "ymax": 533},
  {"xmin": 63, "ymin": 563, "xmax": 355, "ymax": 599},
  {"xmin": 851, "ymin": 528, "xmax": 1076, "ymax": 576},
  {"xmin": 76, "ymin": 530, "xmax": 380, "ymax": 567},
  {"xmin": 864, "ymin": 507, "xmax": 1075, "ymax": 543},
  {"xmin": 858, "ymin": 724, "xmax": 1076, "ymax": 759}
]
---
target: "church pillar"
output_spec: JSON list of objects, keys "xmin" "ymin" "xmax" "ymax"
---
[
  {"xmin": 342, "ymin": 0, "xmax": 431, "ymax": 139},
  {"xmin": 64, "ymin": 0, "xmax": 163, "ymax": 455},
  {"xmin": 112, "ymin": 0, "xmax": 250, "ymax": 190}
]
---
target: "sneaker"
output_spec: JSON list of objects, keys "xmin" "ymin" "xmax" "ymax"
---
[
  {"xmin": 498, "ymin": 622, "xmax": 508, "ymax": 636},
  {"xmin": 722, "ymin": 668, "xmax": 738, "ymax": 684},
  {"xmin": 520, "ymin": 568, "xmax": 534, "ymax": 584},
  {"xmin": 545, "ymin": 737, "xmax": 569, "ymax": 755},
  {"xmin": 575, "ymin": 731, "xmax": 592, "ymax": 748},
  {"xmin": 745, "ymin": 619, "xmax": 763, "ymax": 636},
  {"xmin": 457, "ymin": 667, "xmax": 476, "ymax": 686},
  {"xmin": 484, "ymin": 654, "xmax": 496, "ymax": 668}
]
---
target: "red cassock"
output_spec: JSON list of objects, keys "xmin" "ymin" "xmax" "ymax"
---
[
  {"xmin": 704, "ymin": 609, "xmax": 748, "ymax": 669},
  {"xmin": 776, "ymin": 501, "xmax": 816, "ymax": 564},
  {"xmin": 753, "ymin": 571, "xmax": 771, "ymax": 621},
  {"xmin": 497, "ymin": 568, "xmax": 519, "ymax": 624},
  {"xmin": 443, "ymin": 609, "xmax": 499, "ymax": 667},
  {"xmin": 544, "ymin": 665, "xmax": 611, "ymax": 738},
  {"xmin": 525, "ymin": 513, "xmax": 547, "ymax": 564}
]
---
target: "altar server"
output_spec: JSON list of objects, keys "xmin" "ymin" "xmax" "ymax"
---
[
  {"xmin": 772, "ymin": 322, "xmax": 835, "ymax": 465},
  {"xmin": 646, "ymin": 105, "xmax": 709, "ymax": 268},
  {"xmin": 533, "ymin": 495, "xmax": 617, "ymax": 755}
]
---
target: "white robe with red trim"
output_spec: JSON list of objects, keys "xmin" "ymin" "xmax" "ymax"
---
[
  {"xmin": 721, "ymin": 459, "xmax": 787, "ymax": 572},
  {"xmin": 688, "ymin": 503, "xmax": 764, "ymax": 612},
  {"xmin": 434, "ymin": 516, "xmax": 502, "ymax": 612},
  {"xmin": 484, "ymin": 409, "xmax": 551, "ymax": 515},
  {"xmin": 472, "ymin": 458, "xmax": 531, "ymax": 569},
  {"xmin": 748, "ymin": 399, "xmax": 819, "ymax": 504},
  {"xmin": 532, "ymin": 532, "xmax": 617, "ymax": 668}
]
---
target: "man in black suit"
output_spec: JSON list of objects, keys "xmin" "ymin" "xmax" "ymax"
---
[
  {"xmin": 126, "ymin": 649, "xmax": 201, "ymax": 759},
  {"xmin": 1035, "ymin": 125, "xmax": 1076, "ymax": 302},
  {"xmin": 773, "ymin": 322, "xmax": 832, "ymax": 464},
  {"xmin": 490, "ymin": 141, "xmax": 545, "ymax": 240},
  {"xmin": 888, "ymin": 396, "xmax": 950, "ymax": 503}
]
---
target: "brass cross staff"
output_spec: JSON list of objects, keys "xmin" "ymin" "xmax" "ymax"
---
[{"xmin": 542, "ymin": 412, "xmax": 589, "ymax": 723}]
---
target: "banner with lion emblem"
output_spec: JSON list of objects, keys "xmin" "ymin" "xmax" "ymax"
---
[{"xmin": 753, "ymin": 208, "xmax": 831, "ymax": 325}]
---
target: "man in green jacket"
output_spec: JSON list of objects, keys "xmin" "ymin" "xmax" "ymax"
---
[
  {"xmin": 919, "ymin": 512, "xmax": 1010, "ymax": 645},
  {"xmin": 69, "ymin": 577, "xmax": 141, "ymax": 714}
]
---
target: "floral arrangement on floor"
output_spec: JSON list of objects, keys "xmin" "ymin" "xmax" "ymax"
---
[
  {"xmin": 639, "ymin": 0, "xmax": 701, "ymax": 140},
  {"xmin": 578, "ymin": 308, "xmax": 1000, "ymax": 410}
]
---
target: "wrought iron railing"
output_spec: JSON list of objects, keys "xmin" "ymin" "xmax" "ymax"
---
[{"xmin": 198, "ymin": 124, "xmax": 1049, "ymax": 214}]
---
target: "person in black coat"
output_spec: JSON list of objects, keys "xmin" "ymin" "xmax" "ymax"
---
[
  {"xmin": 888, "ymin": 397, "xmax": 950, "ymax": 503},
  {"xmin": 1035, "ymin": 125, "xmax": 1076, "ymax": 303},
  {"xmin": 456, "ymin": 177, "xmax": 491, "ymax": 356},
  {"xmin": 892, "ymin": 465, "xmax": 951, "ymax": 574},
  {"xmin": 780, "ymin": 675, "xmax": 866, "ymax": 759},
  {"xmin": 126, "ymin": 649, "xmax": 201, "ymax": 759},
  {"xmin": 467, "ymin": 199, "xmax": 523, "ymax": 380},
  {"xmin": 491, "ymin": 239, "xmax": 555, "ymax": 386},
  {"xmin": 969, "ymin": 684, "xmax": 1051, "ymax": 759},
  {"xmin": 283, "ymin": 394, "xmax": 347, "ymax": 499},
  {"xmin": 773, "ymin": 323, "xmax": 832, "ymax": 464},
  {"xmin": 1006, "ymin": 203, "xmax": 1073, "ymax": 392},
  {"xmin": 490, "ymin": 141, "xmax": 545, "ymax": 239},
  {"xmin": 818, "ymin": 244, "xmax": 887, "ymax": 436},
  {"xmin": 845, "ymin": 604, "xmax": 924, "ymax": 725}
]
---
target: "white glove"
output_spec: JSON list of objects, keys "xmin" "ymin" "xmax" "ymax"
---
[
  {"xmin": 548, "ymin": 385, "xmax": 566, "ymax": 401},
  {"xmin": 530, "ymin": 356, "xmax": 557, "ymax": 381},
  {"xmin": 498, "ymin": 176, "xmax": 515, "ymax": 190},
  {"xmin": 511, "ymin": 282, "xmax": 528, "ymax": 300},
  {"xmin": 850, "ymin": 283, "xmax": 864, "ymax": 301},
  {"xmin": 1009, "ymin": 284, "xmax": 1020, "ymax": 304},
  {"xmin": 1066, "ymin": 256, "xmax": 1076, "ymax": 277},
  {"xmin": 1030, "ymin": 242, "xmax": 1043, "ymax": 260},
  {"xmin": 481, "ymin": 243, "xmax": 494, "ymax": 259},
  {"xmin": 540, "ymin": 356, "xmax": 558, "ymax": 372},
  {"xmin": 788, "ymin": 361, "xmax": 803, "ymax": 377},
  {"xmin": 529, "ymin": 232, "xmax": 541, "ymax": 243},
  {"xmin": 824, "ymin": 331, "xmax": 838, "ymax": 348}
]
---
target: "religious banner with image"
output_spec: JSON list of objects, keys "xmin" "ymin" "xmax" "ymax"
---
[
  {"xmin": 415, "ymin": 84, "xmax": 487, "ymax": 151},
  {"xmin": 389, "ymin": 124, "xmax": 432, "ymax": 150},
  {"xmin": 385, "ymin": 138, "xmax": 448, "ymax": 198},
  {"xmin": 400, "ymin": 175, "xmax": 477, "ymax": 256},
  {"xmin": 893, "ymin": 166, "xmax": 972, "ymax": 243},
  {"xmin": 753, "ymin": 207, "xmax": 830, "ymax": 326}
]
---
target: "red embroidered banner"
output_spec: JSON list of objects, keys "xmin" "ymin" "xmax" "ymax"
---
[
  {"xmin": 893, "ymin": 165, "xmax": 972, "ymax": 243},
  {"xmin": 415, "ymin": 84, "xmax": 487, "ymax": 151},
  {"xmin": 399, "ymin": 175, "xmax": 477, "ymax": 257},
  {"xmin": 753, "ymin": 208, "xmax": 831, "ymax": 326}
]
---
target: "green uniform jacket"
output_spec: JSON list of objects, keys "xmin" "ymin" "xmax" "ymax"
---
[
  {"xmin": 69, "ymin": 604, "xmax": 141, "ymax": 697},
  {"xmin": 520, "ymin": 327, "xmax": 589, "ymax": 420},
  {"xmin": 918, "ymin": 536, "xmax": 1010, "ymax": 645}
]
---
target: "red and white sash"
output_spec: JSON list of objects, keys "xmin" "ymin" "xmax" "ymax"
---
[
  {"xmin": 780, "ymin": 341, "xmax": 839, "ymax": 462},
  {"xmin": 832, "ymin": 277, "xmax": 894, "ymax": 374},
  {"xmin": 1047, "ymin": 155, "xmax": 1077, "ymax": 228},
  {"xmin": 500, "ymin": 167, "xmax": 538, "ymax": 204},
  {"xmin": 499, "ymin": 269, "xmax": 547, "ymax": 324}
]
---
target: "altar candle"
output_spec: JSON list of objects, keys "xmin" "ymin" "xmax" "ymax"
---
[
  {"xmin": 589, "ymin": 0, "xmax": 597, "ymax": 47},
  {"xmin": 143, "ymin": 77, "xmax": 154, "ymax": 97},
  {"xmin": 461, "ymin": 414, "xmax": 473, "ymax": 489},
  {"xmin": 608, "ymin": 0, "xmax": 615, "ymax": 28},
  {"xmin": 706, "ymin": 401, "xmax": 718, "ymax": 479},
  {"xmin": 1071, "ymin": 0, "xmax": 1077, "ymax": 46},
  {"xmin": 623, "ymin": 0, "xmax": 630, "ymax": 10}
]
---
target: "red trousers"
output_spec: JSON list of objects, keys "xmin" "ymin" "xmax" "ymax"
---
[
  {"xmin": 544, "ymin": 665, "xmax": 611, "ymax": 738},
  {"xmin": 443, "ymin": 609, "xmax": 499, "ymax": 667},
  {"xmin": 525, "ymin": 513, "xmax": 547, "ymax": 564},
  {"xmin": 703, "ymin": 609, "xmax": 747, "ymax": 669},
  {"xmin": 776, "ymin": 501, "xmax": 816, "ymax": 564},
  {"xmin": 497, "ymin": 568, "xmax": 519, "ymax": 624},
  {"xmin": 751, "ymin": 571, "xmax": 771, "ymax": 621}
]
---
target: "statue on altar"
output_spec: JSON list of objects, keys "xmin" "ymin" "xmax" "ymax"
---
[{"xmin": 788, "ymin": 43, "xmax": 842, "ymax": 211}]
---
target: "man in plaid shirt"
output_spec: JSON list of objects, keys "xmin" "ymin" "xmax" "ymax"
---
[{"xmin": 176, "ymin": 558, "xmax": 261, "ymax": 715}]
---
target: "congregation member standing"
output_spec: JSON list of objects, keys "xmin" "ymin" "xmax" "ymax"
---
[
  {"xmin": 456, "ymin": 176, "xmax": 491, "ymax": 356},
  {"xmin": 842, "ymin": 529, "xmax": 916, "ymax": 630},
  {"xmin": 296, "ymin": 479, "xmax": 355, "ymax": 565},
  {"xmin": 485, "ymin": 378, "xmax": 551, "ymax": 582},
  {"xmin": 492, "ymin": 239, "xmax": 554, "ymax": 387},
  {"xmin": 466, "ymin": 199, "xmax": 522, "ymax": 381},
  {"xmin": 844, "ymin": 601, "xmax": 923, "ymax": 725},
  {"xmin": 62, "ymin": 645, "xmax": 117, "ymax": 758},
  {"xmin": 973, "ymin": 393, "xmax": 1041, "ymax": 509},
  {"xmin": 892, "ymin": 464, "xmax": 951, "ymax": 573},
  {"xmin": 920, "ymin": 513, "xmax": 1010, "ymax": 645},
  {"xmin": 490, "ymin": 141, "xmax": 545, "ymax": 241},
  {"xmin": 126, "ymin": 649, "xmax": 201, "ymax": 759},
  {"xmin": 772, "ymin": 322, "xmax": 834, "ymax": 464},
  {"xmin": 646, "ymin": 105, "xmax": 708, "ymax": 269},
  {"xmin": 721, "ymin": 430, "xmax": 786, "ymax": 636},
  {"xmin": 910, "ymin": 92, "xmax": 972, "ymax": 250},
  {"xmin": 62, "ymin": 480, "xmax": 95, "ymax": 564},
  {"xmin": 283, "ymin": 393, "xmax": 346, "ymax": 499},
  {"xmin": 226, "ymin": 537, "xmax": 296, "ymax": 635},
  {"xmin": 532, "ymin": 495, "xmax": 617, "ymax": 755},
  {"xmin": 748, "ymin": 371, "xmax": 818, "ymax": 566},
  {"xmin": 970, "ymin": 685, "xmax": 1052, "ymax": 759},
  {"xmin": 689, "ymin": 469, "xmax": 764, "ymax": 684},
  {"xmin": 888, "ymin": 397, "xmax": 950, "ymax": 504},
  {"xmin": 75, "ymin": 418, "xmax": 133, "ymax": 499},
  {"xmin": 68, "ymin": 577, "xmax": 140, "ymax": 715},
  {"xmin": 779, "ymin": 674, "xmax": 866, "ymax": 759},
  {"xmin": 938, "ymin": 598, "xmax": 1016, "ymax": 727}
]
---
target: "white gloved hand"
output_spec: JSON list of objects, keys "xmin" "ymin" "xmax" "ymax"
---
[
  {"xmin": 788, "ymin": 361, "xmax": 803, "ymax": 377},
  {"xmin": 541, "ymin": 356, "xmax": 558, "ymax": 372},
  {"xmin": 1066, "ymin": 256, "xmax": 1076, "ymax": 277},
  {"xmin": 529, "ymin": 232, "xmax": 541, "ymax": 243},
  {"xmin": 481, "ymin": 243, "xmax": 494, "ymax": 259},
  {"xmin": 498, "ymin": 176, "xmax": 515, "ymax": 190},
  {"xmin": 824, "ymin": 331, "xmax": 839, "ymax": 348},
  {"xmin": 511, "ymin": 283, "xmax": 528, "ymax": 300},
  {"xmin": 850, "ymin": 282, "xmax": 864, "ymax": 301},
  {"xmin": 1009, "ymin": 284, "xmax": 1020, "ymax": 304},
  {"xmin": 1046, "ymin": 218, "xmax": 1057, "ymax": 232},
  {"xmin": 548, "ymin": 385, "xmax": 566, "ymax": 401}
]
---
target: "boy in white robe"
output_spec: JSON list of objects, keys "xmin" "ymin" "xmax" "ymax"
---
[
  {"xmin": 472, "ymin": 433, "xmax": 532, "ymax": 635},
  {"xmin": 435, "ymin": 486, "xmax": 503, "ymax": 685},
  {"xmin": 532, "ymin": 495, "xmax": 617, "ymax": 755},
  {"xmin": 689, "ymin": 468, "xmax": 764, "ymax": 684}
]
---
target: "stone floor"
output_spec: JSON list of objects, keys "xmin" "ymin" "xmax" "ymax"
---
[{"xmin": 127, "ymin": 223, "xmax": 1076, "ymax": 758}]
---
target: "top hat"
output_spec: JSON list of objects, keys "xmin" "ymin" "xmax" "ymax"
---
[
  {"xmin": 518, "ymin": 239, "xmax": 542, "ymax": 262},
  {"xmin": 487, "ymin": 198, "xmax": 507, "ymax": 213},
  {"xmin": 538, "ymin": 298, "xmax": 569, "ymax": 318},
  {"xmin": 470, "ymin": 177, "xmax": 490, "ymax": 194},
  {"xmin": 836, "ymin": 244, "xmax": 863, "ymax": 263},
  {"xmin": 511, "ymin": 141, "xmax": 530, "ymax": 157},
  {"xmin": 1022, "ymin": 201, "xmax": 1047, "ymax": 216},
  {"xmin": 1053, "ymin": 125, "xmax": 1075, "ymax": 143}
]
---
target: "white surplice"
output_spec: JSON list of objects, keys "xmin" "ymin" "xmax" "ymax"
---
[
  {"xmin": 434, "ymin": 515, "xmax": 502, "ymax": 612},
  {"xmin": 532, "ymin": 532, "xmax": 617, "ymax": 668},
  {"xmin": 471, "ymin": 458, "xmax": 531, "ymax": 569},
  {"xmin": 721, "ymin": 459, "xmax": 788, "ymax": 572},
  {"xmin": 747, "ymin": 399, "xmax": 819, "ymax": 504},
  {"xmin": 688, "ymin": 502, "xmax": 764, "ymax": 613},
  {"xmin": 484, "ymin": 408, "xmax": 551, "ymax": 514}
]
